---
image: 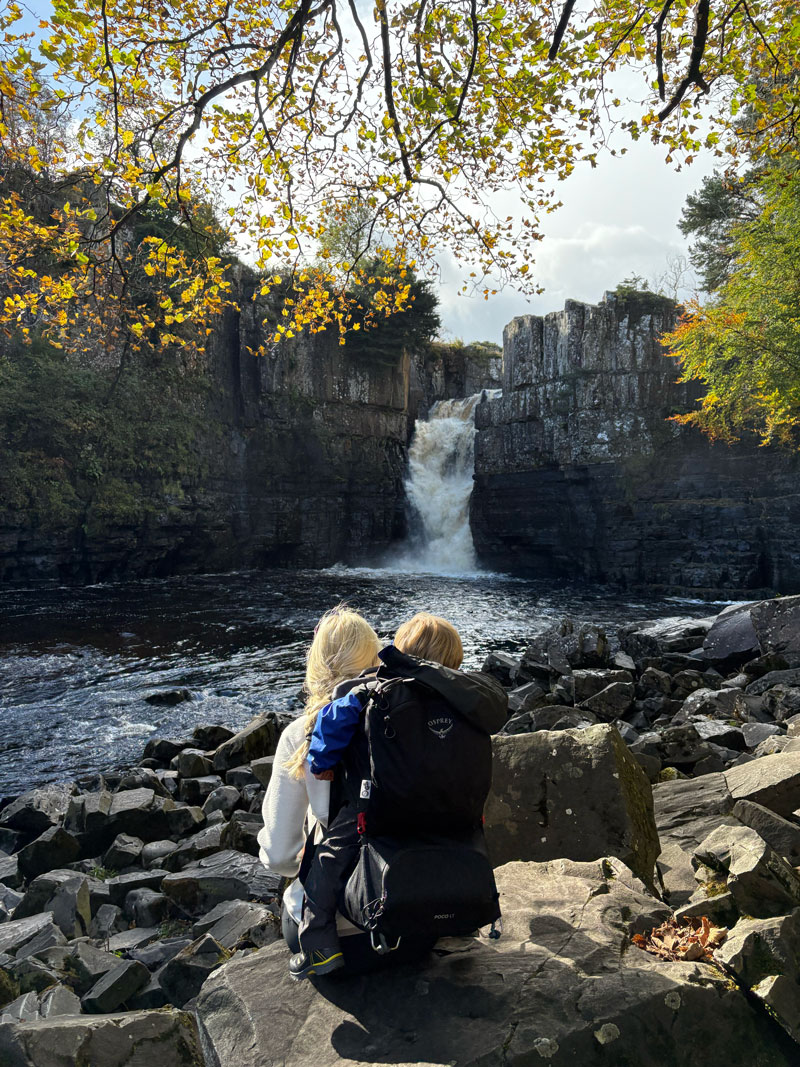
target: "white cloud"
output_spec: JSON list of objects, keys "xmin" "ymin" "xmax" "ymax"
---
[{"xmin": 436, "ymin": 135, "xmax": 718, "ymax": 345}]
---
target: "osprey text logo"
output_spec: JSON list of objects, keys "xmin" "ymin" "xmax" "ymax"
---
[{"xmin": 428, "ymin": 716, "xmax": 454, "ymax": 740}]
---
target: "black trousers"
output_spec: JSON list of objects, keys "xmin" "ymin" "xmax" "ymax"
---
[
  {"xmin": 282, "ymin": 900, "xmax": 436, "ymax": 975},
  {"xmin": 299, "ymin": 808, "xmax": 360, "ymax": 956}
]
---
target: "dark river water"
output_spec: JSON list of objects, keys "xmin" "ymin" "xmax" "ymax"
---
[{"xmin": 0, "ymin": 567, "xmax": 725, "ymax": 796}]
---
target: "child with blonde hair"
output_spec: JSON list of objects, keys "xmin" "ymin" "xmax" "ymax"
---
[{"xmin": 258, "ymin": 605, "xmax": 380, "ymax": 957}]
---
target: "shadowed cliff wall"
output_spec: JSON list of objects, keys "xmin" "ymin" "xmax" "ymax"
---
[{"xmin": 471, "ymin": 293, "xmax": 800, "ymax": 596}]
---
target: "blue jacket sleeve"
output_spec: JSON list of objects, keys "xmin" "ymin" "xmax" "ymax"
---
[{"xmin": 307, "ymin": 691, "xmax": 364, "ymax": 774}]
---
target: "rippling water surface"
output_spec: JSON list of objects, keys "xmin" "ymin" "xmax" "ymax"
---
[{"xmin": 0, "ymin": 567, "xmax": 723, "ymax": 795}]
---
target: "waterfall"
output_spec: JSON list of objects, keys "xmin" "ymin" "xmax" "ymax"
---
[{"xmin": 396, "ymin": 390, "xmax": 500, "ymax": 574}]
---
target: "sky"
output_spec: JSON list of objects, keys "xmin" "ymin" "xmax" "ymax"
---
[{"xmin": 435, "ymin": 136, "xmax": 718, "ymax": 346}]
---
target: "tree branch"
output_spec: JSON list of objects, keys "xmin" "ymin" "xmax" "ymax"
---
[{"xmin": 548, "ymin": 0, "xmax": 576, "ymax": 61}]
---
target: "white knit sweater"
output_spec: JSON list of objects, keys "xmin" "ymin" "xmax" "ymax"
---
[{"xmin": 257, "ymin": 715, "xmax": 331, "ymax": 923}]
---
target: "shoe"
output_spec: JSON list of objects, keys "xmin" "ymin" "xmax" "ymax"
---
[{"xmin": 288, "ymin": 948, "xmax": 345, "ymax": 981}]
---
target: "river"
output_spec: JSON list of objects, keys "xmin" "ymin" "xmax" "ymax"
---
[{"xmin": 0, "ymin": 567, "xmax": 724, "ymax": 796}]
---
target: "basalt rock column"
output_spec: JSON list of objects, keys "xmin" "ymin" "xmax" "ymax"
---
[{"xmin": 471, "ymin": 293, "xmax": 800, "ymax": 596}]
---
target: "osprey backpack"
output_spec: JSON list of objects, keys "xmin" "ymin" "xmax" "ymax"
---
[{"xmin": 339, "ymin": 675, "xmax": 501, "ymax": 950}]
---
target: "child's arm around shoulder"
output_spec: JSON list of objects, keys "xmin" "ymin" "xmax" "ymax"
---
[{"xmin": 307, "ymin": 689, "xmax": 366, "ymax": 777}]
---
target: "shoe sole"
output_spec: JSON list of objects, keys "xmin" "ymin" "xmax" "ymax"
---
[{"xmin": 289, "ymin": 953, "xmax": 345, "ymax": 982}]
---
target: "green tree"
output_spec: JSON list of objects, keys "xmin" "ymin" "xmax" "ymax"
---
[
  {"xmin": 664, "ymin": 166, "xmax": 800, "ymax": 447},
  {"xmin": 678, "ymin": 171, "xmax": 763, "ymax": 293}
]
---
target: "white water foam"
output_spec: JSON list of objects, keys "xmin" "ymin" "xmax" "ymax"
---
[{"xmin": 393, "ymin": 390, "xmax": 501, "ymax": 575}]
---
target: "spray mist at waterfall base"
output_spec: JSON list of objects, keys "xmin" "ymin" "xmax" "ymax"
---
[{"xmin": 389, "ymin": 392, "xmax": 500, "ymax": 577}]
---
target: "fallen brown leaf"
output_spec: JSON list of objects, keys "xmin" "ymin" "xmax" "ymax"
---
[{"xmin": 631, "ymin": 915, "xmax": 728, "ymax": 963}]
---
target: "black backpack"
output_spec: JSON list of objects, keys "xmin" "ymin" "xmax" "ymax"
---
[{"xmin": 339, "ymin": 675, "xmax": 501, "ymax": 951}]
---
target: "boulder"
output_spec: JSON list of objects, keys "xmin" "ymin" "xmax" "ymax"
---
[
  {"xmin": 16, "ymin": 827, "xmax": 80, "ymax": 882},
  {"xmin": 107, "ymin": 789, "xmax": 176, "ymax": 842},
  {"xmin": 248, "ymin": 758, "xmax": 274, "ymax": 790},
  {"xmin": 733, "ymin": 800, "xmax": 800, "ymax": 864},
  {"xmin": 0, "ymin": 828, "xmax": 22, "ymax": 856},
  {"xmin": 703, "ymin": 603, "xmax": 761, "ymax": 668},
  {"xmin": 123, "ymin": 889, "xmax": 170, "ymax": 928},
  {"xmin": 484, "ymin": 726, "xmax": 660, "ymax": 888},
  {"xmin": 144, "ymin": 689, "xmax": 193, "ymax": 706},
  {"xmin": 178, "ymin": 776, "xmax": 223, "ymax": 805},
  {"xmin": 724, "ymin": 753, "xmax": 800, "ymax": 817},
  {"xmin": 156, "ymin": 933, "xmax": 227, "ymax": 1008},
  {"xmin": 742, "ymin": 722, "xmax": 782, "ymax": 748},
  {"xmin": 0, "ymin": 885, "xmax": 23, "ymax": 919},
  {"xmin": 38, "ymin": 984, "xmax": 81, "ymax": 1019},
  {"xmin": 693, "ymin": 721, "xmax": 746, "ymax": 750},
  {"xmin": 727, "ymin": 835, "xmax": 800, "ymax": 918},
  {"xmin": 0, "ymin": 855, "xmax": 21, "ymax": 890},
  {"xmin": 506, "ymin": 681, "xmax": 548, "ymax": 715},
  {"xmin": 225, "ymin": 765, "xmax": 261, "ymax": 790},
  {"xmin": 196, "ymin": 856, "xmax": 793, "ymax": 1067},
  {"xmin": 746, "ymin": 669, "xmax": 800, "ymax": 697},
  {"xmin": 103, "ymin": 833, "xmax": 144, "ymax": 870},
  {"xmin": 81, "ymin": 959, "xmax": 150, "ymax": 1013},
  {"xmin": 49, "ymin": 943, "xmax": 118, "ymax": 996},
  {"xmin": 219, "ymin": 812, "xmax": 262, "ymax": 857},
  {"xmin": 116, "ymin": 767, "xmax": 172, "ymax": 799},
  {"xmin": 192, "ymin": 900, "xmax": 275, "ymax": 949},
  {"xmin": 107, "ymin": 928, "xmax": 159, "ymax": 953},
  {"xmin": 573, "ymin": 669, "xmax": 634, "ymax": 704},
  {"xmin": 160, "ymin": 850, "xmax": 280, "ymax": 916},
  {"xmin": 579, "ymin": 681, "xmax": 635, "ymax": 720},
  {"xmin": 675, "ymin": 687, "xmax": 749, "ymax": 723},
  {"xmin": 751, "ymin": 596, "xmax": 800, "ymax": 667},
  {"xmin": 716, "ymin": 910, "xmax": 800, "ymax": 989},
  {"xmin": 7, "ymin": 957, "xmax": 61, "ymax": 996},
  {"xmin": 13, "ymin": 923, "xmax": 66, "ymax": 961},
  {"xmin": 160, "ymin": 823, "xmax": 225, "ymax": 872},
  {"xmin": 0, "ymin": 1007, "xmax": 202, "ymax": 1065},
  {"xmin": 202, "ymin": 786, "xmax": 240, "ymax": 820},
  {"xmin": 481, "ymin": 651, "xmax": 520, "ymax": 685},
  {"xmin": 764, "ymin": 686, "xmax": 800, "ymax": 723},
  {"xmin": 1, "ymin": 991, "xmax": 40, "ymax": 1023},
  {"xmin": 753, "ymin": 976, "xmax": 800, "ymax": 1045},
  {"xmin": 522, "ymin": 619, "xmax": 610, "ymax": 676},
  {"xmin": 620, "ymin": 616, "xmax": 715, "ymax": 664},
  {"xmin": 0, "ymin": 914, "xmax": 56, "ymax": 958},
  {"xmin": 0, "ymin": 786, "xmax": 75, "ymax": 837},
  {"xmin": 164, "ymin": 805, "xmax": 205, "ymax": 841},
  {"xmin": 177, "ymin": 749, "xmax": 213, "ymax": 779},
  {"xmin": 193, "ymin": 724, "xmax": 235, "ymax": 749},
  {"xmin": 141, "ymin": 737, "xmax": 189, "ymax": 765},
  {"xmin": 212, "ymin": 714, "xmax": 281, "ymax": 774},
  {"xmin": 140, "ymin": 840, "xmax": 179, "ymax": 869},
  {"xmin": 637, "ymin": 667, "xmax": 673, "ymax": 697},
  {"xmin": 130, "ymin": 937, "xmax": 193, "ymax": 971},
  {"xmin": 104, "ymin": 870, "xmax": 165, "ymax": 906},
  {"xmin": 88, "ymin": 903, "xmax": 126, "ymax": 940}
]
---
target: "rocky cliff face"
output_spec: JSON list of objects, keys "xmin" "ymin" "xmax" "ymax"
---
[
  {"xmin": 0, "ymin": 281, "xmax": 412, "ymax": 582},
  {"xmin": 472, "ymin": 293, "xmax": 800, "ymax": 596},
  {"xmin": 0, "ymin": 278, "xmax": 505, "ymax": 583},
  {"xmin": 410, "ymin": 342, "xmax": 502, "ymax": 420}
]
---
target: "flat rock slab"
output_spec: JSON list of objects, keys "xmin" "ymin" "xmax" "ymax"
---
[
  {"xmin": 485, "ymin": 725, "xmax": 660, "ymax": 888},
  {"xmin": 161, "ymin": 849, "xmax": 280, "ymax": 916},
  {"xmin": 652, "ymin": 773, "xmax": 735, "ymax": 851},
  {"xmin": 196, "ymin": 856, "xmax": 794, "ymax": 1067},
  {"xmin": 0, "ymin": 1008, "xmax": 202, "ymax": 1067},
  {"xmin": 725, "ymin": 754, "xmax": 800, "ymax": 817},
  {"xmin": 0, "ymin": 914, "xmax": 56, "ymax": 958}
]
